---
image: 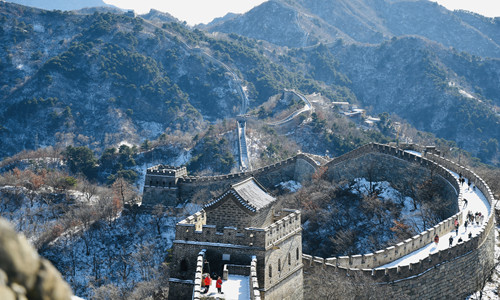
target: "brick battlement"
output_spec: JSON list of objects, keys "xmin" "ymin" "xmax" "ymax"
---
[
  {"xmin": 174, "ymin": 209, "xmax": 301, "ymax": 250},
  {"xmin": 165, "ymin": 142, "xmax": 495, "ymax": 299},
  {"xmin": 303, "ymin": 213, "xmax": 493, "ymax": 282},
  {"xmin": 144, "ymin": 154, "xmax": 320, "ymax": 187},
  {"xmin": 146, "ymin": 165, "xmax": 187, "ymax": 176},
  {"xmin": 322, "ymin": 143, "xmax": 466, "ymax": 269},
  {"xmin": 303, "ymin": 143, "xmax": 496, "ymax": 298}
]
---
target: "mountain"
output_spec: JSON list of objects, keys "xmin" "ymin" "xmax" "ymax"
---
[
  {"xmin": 0, "ymin": 3, "xmax": 233, "ymax": 156},
  {"xmin": 140, "ymin": 9, "xmax": 178, "ymax": 24},
  {"xmin": 0, "ymin": 2, "xmax": 351, "ymax": 158},
  {"xmin": 207, "ymin": 0, "xmax": 500, "ymax": 58},
  {"xmin": 329, "ymin": 37, "xmax": 500, "ymax": 155},
  {"xmin": 5, "ymin": 0, "xmax": 114, "ymax": 11},
  {"xmin": 206, "ymin": 0, "xmax": 351, "ymax": 48},
  {"xmin": 205, "ymin": 0, "xmax": 500, "ymax": 163}
]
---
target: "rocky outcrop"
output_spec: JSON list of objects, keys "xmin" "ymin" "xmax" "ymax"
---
[{"xmin": 0, "ymin": 218, "xmax": 72, "ymax": 300}]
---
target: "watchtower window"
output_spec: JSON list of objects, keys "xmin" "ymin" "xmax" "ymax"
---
[
  {"xmin": 296, "ymin": 248, "xmax": 299, "ymax": 260},
  {"xmin": 180, "ymin": 259, "xmax": 188, "ymax": 272},
  {"xmin": 269, "ymin": 265, "xmax": 272, "ymax": 278},
  {"xmin": 288, "ymin": 253, "xmax": 291, "ymax": 265},
  {"xmin": 278, "ymin": 259, "xmax": 281, "ymax": 272},
  {"xmin": 149, "ymin": 180, "xmax": 152, "ymax": 186}
]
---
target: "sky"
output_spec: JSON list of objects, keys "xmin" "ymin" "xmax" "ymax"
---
[
  {"xmin": 102, "ymin": 0, "xmax": 500, "ymax": 25},
  {"xmin": 103, "ymin": 0, "xmax": 268, "ymax": 25}
]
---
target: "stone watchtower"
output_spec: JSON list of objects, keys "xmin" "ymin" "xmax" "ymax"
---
[
  {"xmin": 141, "ymin": 165, "xmax": 187, "ymax": 207},
  {"xmin": 168, "ymin": 177, "xmax": 303, "ymax": 300}
]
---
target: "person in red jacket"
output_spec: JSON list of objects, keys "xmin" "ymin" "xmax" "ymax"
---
[
  {"xmin": 216, "ymin": 276, "xmax": 223, "ymax": 294},
  {"xmin": 434, "ymin": 234, "xmax": 439, "ymax": 245},
  {"xmin": 204, "ymin": 275, "xmax": 211, "ymax": 293}
]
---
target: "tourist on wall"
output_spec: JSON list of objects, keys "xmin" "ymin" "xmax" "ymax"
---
[
  {"xmin": 468, "ymin": 211, "xmax": 474, "ymax": 224},
  {"xmin": 216, "ymin": 276, "xmax": 223, "ymax": 294},
  {"xmin": 204, "ymin": 275, "xmax": 211, "ymax": 293},
  {"xmin": 449, "ymin": 236, "xmax": 453, "ymax": 247},
  {"xmin": 434, "ymin": 234, "xmax": 439, "ymax": 245}
]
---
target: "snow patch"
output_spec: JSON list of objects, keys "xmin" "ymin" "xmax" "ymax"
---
[
  {"xmin": 137, "ymin": 121, "xmax": 164, "ymax": 137},
  {"xmin": 276, "ymin": 180, "xmax": 302, "ymax": 192},
  {"xmin": 33, "ymin": 24, "xmax": 45, "ymax": 33}
]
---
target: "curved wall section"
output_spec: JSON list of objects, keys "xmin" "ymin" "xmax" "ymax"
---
[{"xmin": 303, "ymin": 143, "xmax": 496, "ymax": 299}]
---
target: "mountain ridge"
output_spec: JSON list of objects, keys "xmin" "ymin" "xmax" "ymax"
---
[{"xmin": 207, "ymin": 0, "xmax": 500, "ymax": 58}]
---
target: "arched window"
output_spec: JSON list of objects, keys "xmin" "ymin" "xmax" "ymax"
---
[
  {"xmin": 278, "ymin": 259, "xmax": 281, "ymax": 272},
  {"xmin": 288, "ymin": 253, "xmax": 291, "ymax": 265},
  {"xmin": 269, "ymin": 265, "xmax": 272, "ymax": 277},
  {"xmin": 296, "ymin": 247, "xmax": 299, "ymax": 260}
]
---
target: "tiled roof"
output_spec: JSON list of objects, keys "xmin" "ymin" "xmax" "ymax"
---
[{"xmin": 204, "ymin": 177, "xmax": 275, "ymax": 212}]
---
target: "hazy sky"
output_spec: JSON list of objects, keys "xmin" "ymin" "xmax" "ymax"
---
[{"xmin": 103, "ymin": 0, "xmax": 500, "ymax": 25}]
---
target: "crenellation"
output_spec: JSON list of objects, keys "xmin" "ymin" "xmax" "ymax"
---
[{"xmin": 162, "ymin": 143, "xmax": 495, "ymax": 299}]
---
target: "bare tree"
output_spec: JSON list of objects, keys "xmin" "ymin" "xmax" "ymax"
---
[
  {"xmin": 112, "ymin": 177, "xmax": 138, "ymax": 208},
  {"xmin": 152, "ymin": 204, "xmax": 166, "ymax": 235},
  {"xmin": 79, "ymin": 177, "xmax": 99, "ymax": 203},
  {"xmin": 95, "ymin": 188, "xmax": 115, "ymax": 227}
]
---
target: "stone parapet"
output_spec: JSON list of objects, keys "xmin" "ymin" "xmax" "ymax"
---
[
  {"xmin": 265, "ymin": 210, "xmax": 301, "ymax": 249},
  {"xmin": 303, "ymin": 142, "xmax": 496, "ymax": 298},
  {"xmin": 250, "ymin": 256, "xmax": 261, "ymax": 300},
  {"xmin": 192, "ymin": 249, "xmax": 206, "ymax": 300}
]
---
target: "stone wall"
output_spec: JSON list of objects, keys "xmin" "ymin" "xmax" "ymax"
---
[
  {"xmin": 262, "ymin": 269, "xmax": 303, "ymax": 300},
  {"xmin": 303, "ymin": 221, "xmax": 495, "ymax": 298},
  {"xmin": 302, "ymin": 143, "xmax": 496, "ymax": 298},
  {"xmin": 323, "ymin": 154, "xmax": 461, "ymax": 268},
  {"xmin": 165, "ymin": 142, "xmax": 495, "ymax": 299},
  {"xmin": 205, "ymin": 194, "xmax": 256, "ymax": 231},
  {"xmin": 169, "ymin": 209, "xmax": 303, "ymax": 300},
  {"xmin": 142, "ymin": 154, "xmax": 320, "ymax": 206},
  {"xmin": 141, "ymin": 186, "xmax": 179, "ymax": 207}
]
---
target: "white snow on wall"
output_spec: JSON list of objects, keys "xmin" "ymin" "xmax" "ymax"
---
[{"xmin": 378, "ymin": 171, "xmax": 490, "ymax": 268}]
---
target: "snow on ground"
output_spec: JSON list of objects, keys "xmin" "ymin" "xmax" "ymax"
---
[
  {"xmin": 350, "ymin": 178, "xmax": 424, "ymax": 230},
  {"xmin": 404, "ymin": 150, "xmax": 422, "ymax": 157},
  {"xmin": 0, "ymin": 185, "xmax": 77, "ymax": 243},
  {"xmin": 204, "ymin": 275, "xmax": 250, "ymax": 300},
  {"xmin": 276, "ymin": 180, "xmax": 302, "ymax": 192},
  {"xmin": 137, "ymin": 121, "xmax": 164, "ymax": 138},
  {"xmin": 378, "ymin": 171, "xmax": 490, "ymax": 268},
  {"xmin": 42, "ymin": 212, "xmax": 178, "ymax": 297}
]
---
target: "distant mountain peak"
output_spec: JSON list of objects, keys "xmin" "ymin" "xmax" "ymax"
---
[{"xmin": 207, "ymin": 0, "xmax": 500, "ymax": 58}]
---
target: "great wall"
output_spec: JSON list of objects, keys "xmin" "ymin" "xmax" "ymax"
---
[{"xmin": 142, "ymin": 143, "xmax": 497, "ymax": 299}]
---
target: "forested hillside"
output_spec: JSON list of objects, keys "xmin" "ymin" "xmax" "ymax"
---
[{"xmin": 208, "ymin": 0, "xmax": 500, "ymax": 165}]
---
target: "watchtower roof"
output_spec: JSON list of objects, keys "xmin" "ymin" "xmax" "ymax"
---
[{"xmin": 204, "ymin": 177, "xmax": 275, "ymax": 213}]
